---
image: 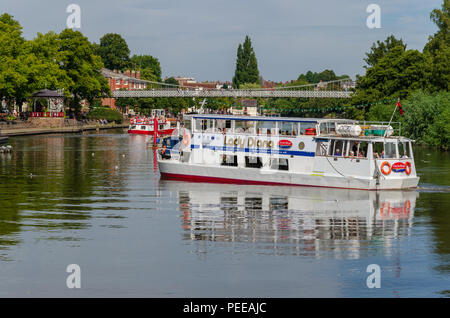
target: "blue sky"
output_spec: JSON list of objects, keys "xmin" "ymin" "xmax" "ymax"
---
[{"xmin": 1, "ymin": 0, "xmax": 443, "ymax": 82}]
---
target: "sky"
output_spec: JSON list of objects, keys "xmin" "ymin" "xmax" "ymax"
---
[{"xmin": 0, "ymin": 0, "xmax": 443, "ymax": 82}]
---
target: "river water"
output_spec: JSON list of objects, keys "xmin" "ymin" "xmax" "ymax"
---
[{"xmin": 0, "ymin": 130, "xmax": 449, "ymax": 297}]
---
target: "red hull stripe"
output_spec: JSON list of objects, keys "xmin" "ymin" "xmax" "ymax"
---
[{"xmin": 160, "ymin": 172, "xmax": 377, "ymax": 190}]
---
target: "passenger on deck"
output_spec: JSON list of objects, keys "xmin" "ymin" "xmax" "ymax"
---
[{"xmin": 334, "ymin": 148, "xmax": 342, "ymax": 156}]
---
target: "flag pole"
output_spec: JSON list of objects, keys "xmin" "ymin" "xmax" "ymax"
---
[{"xmin": 384, "ymin": 97, "xmax": 400, "ymax": 138}]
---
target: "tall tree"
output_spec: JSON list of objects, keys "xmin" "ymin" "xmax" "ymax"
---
[
  {"xmin": 59, "ymin": 29, "xmax": 110, "ymax": 110},
  {"xmin": 130, "ymin": 54, "xmax": 162, "ymax": 82},
  {"xmin": 96, "ymin": 33, "xmax": 130, "ymax": 71},
  {"xmin": 424, "ymin": 0, "xmax": 450, "ymax": 91},
  {"xmin": 364, "ymin": 35, "xmax": 406, "ymax": 68},
  {"xmin": 232, "ymin": 36, "xmax": 260, "ymax": 88}
]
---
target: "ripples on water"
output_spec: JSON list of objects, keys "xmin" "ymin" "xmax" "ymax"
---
[{"xmin": 0, "ymin": 131, "xmax": 448, "ymax": 297}]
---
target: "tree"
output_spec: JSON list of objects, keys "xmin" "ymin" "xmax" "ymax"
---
[
  {"xmin": 130, "ymin": 54, "xmax": 162, "ymax": 82},
  {"xmin": 353, "ymin": 46, "xmax": 432, "ymax": 110},
  {"xmin": 59, "ymin": 29, "xmax": 110, "ymax": 110},
  {"xmin": 363, "ymin": 35, "xmax": 406, "ymax": 68},
  {"xmin": 232, "ymin": 35, "xmax": 260, "ymax": 88},
  {"xmin": 96, "ymin": 33, "xmax": 130, "ymax": 71},
  {"xmin": 402, "ymin": 91, "xmax": 450, "ymax": 149},
  {"xmin": 424, "ymin": 0, "xmax": 450, "ymax": 92},
  {"xmin": 164, "ymin": 77, "xmax": 179, "ymax": 86}
]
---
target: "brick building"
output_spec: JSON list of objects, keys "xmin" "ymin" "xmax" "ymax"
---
[{"xmin": 101, "ymin": 68, "xmax": 148, "ymax": 109}]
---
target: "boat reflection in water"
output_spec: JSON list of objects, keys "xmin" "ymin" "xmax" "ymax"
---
[{"xmin": 160, "ymin": 181, "xmax": 418, "ymax": 258}]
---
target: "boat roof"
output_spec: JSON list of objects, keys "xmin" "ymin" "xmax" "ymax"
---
[
  {"xmin": 186, "ymin": 114, "xmax": 357, "ymax": 124},
  {"xmin": 318, "ymin": 135, "xmax": 414, "ymax": 142}
]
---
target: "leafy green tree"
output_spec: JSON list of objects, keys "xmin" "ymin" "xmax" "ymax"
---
[
  {"xmin": 59, "ymin": 29, "xmax": 110, "ymax": 110},
  {"xmin": 130, "ymin": 54, "xmax": 162, "ymax": 82},
  {"xmin": 232, "ymin": 35, "xmax": 260, "ymax": 88},
  {"xmin": 96, "ymin": 33, "xmax": 130, "ymax": 71},
  {"xmin": 424, "ymin": 0, "xmax": 450, "ymax": 92},
  {"xmin": 164, "ymin": 77, "xmax": 179, "ymax": 86},
  {"xmin": 364, "ymin": 35, "xmax": 406, "ymax": 68},
  {"xmin": 402, "ymin": 91, "xmax": 450, "ymax": 149},
  {"xmin": 353, "ymin": 46, "xmax": 432, "ymax": 107}
]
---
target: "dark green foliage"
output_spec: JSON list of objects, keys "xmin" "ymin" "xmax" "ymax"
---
[
  {"xmin": 164, "ymin": 77, "xmax": 179, "ymax": 86},
  {"xmin": 401, "ymin": 91, "xmax": 450, "ymax": 149},
  {"xmin": 363, "ymin": 35, "xmax": 407, "ymax": 68},
  {"xmin": 96, "ymin": 33, "xmax": 131, "ymax": 71},
  {"xmin": 130, "ymin": 54, "xmax": 162, "ymax": 82},
  {"xmin": 232, "ymin": 36, "xmax": 260, "ymax": 88},
  {"xmin": 87, "ymin": 107, "xmax": 123, "ymax": 124}
]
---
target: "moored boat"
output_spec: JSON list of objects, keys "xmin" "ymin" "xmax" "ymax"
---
[
  {"xmin": 128, "ymin": 109, "xmax": 175, "ymax": 136},
  {"xmin": 157, "ymin": 114, "xmax": 420, "ymax": 190}
]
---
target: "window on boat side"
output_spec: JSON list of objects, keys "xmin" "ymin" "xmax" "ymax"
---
[
  {"xmin": 245, "ymin": 156, "xmax": 263, "ymax": 168},
  {"xmin": 270, "ymin": 158, "xmax": 289, "ymax": 171},
  {"xmin": 329, "ymin": 140, "xmax": 345, "ymax": 156},
  {"xmin": 256, "ymin": 120, "xmax": 276, "ymax": 135},
  {"xmin": 183, "ymin": 118, "xmax": 192, "ymax": 131},
  {"xmin": 351, "ymin": 141, "xmax": 368, "ymax": 158},
  {"xmin": 194, "ymin": 119, "xmax": 211, "ymax": 132},
  {"xmin": 234, "ymin": 120, "xmax": 255, "ymax": 134},
  {"xmin": 398, "ymin": 141, "xmax": 411, "ymax": 158},
  {"xmin": 372, "ymin": 141, "xmax": 398, "ymax": 159},
  {"xmin": 299, "ymin": 122, "xmax": 316, "ymax": 135},
  {"xmin": 319, "ymin": 122, "xmax": 336, "ymax": 135},
  {"xmin": 279, "ymin": 121, "xmax": 298, "ymax": 136},
  {"xmin": 221, "ymin": 154, "xmax": 238, "ymax": 167}
]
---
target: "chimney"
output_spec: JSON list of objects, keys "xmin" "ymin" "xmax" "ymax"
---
[
  {"xmin": 131, "ymin": 70, "xmax": 136, "ymax": 78},
  {"xmin": 136, "ymin": 71, "xmax": 141, "ymax": 79},
  {"xmin": 125, "ymin": 70, "xmax": 131, "ymax": 77}
]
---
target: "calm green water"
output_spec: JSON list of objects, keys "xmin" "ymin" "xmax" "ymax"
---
[{"xmin": 0, "ymin": 130, "xmax": 449, "ymax": 297}]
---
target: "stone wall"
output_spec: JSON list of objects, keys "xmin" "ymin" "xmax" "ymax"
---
[{"xmin": 28, "ymin": 117, "xmax": 65, "ymax": 128}]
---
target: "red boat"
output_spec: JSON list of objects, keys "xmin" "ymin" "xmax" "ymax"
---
[{"xmin": 128, "ymin": 117, "xmax": 175, "ymax": 136}]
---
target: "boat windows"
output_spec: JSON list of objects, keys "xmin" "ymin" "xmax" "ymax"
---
[
  {"xmin": 234, "ymin": 120, "xmax": 255, "ymax": 134},
  {"xmin": 299, "ymin": 122, "xmax": 316, "ymax": 135},
  {"xmin": 221, "ymin": 154, "xmax": 238, "ymax": 167},
  {"xmin": 373, "ymin": 141, "xmax": 398, "ymax": 159},
  {"xmin": 329, "ymin": 140, "xmax": 344, "ymax": 156},
  {"xmin": 319, "ymin": 122, "xmax": 336, "ymax": 135},
  {"xmin": 245, "ymin": 156, "xmax": 263, "ymax": 168},
  {"xmin": 350, "ymin": 141, "xmax": 368, "ymax": 158},
  {"xmin": 194, "ymin": 119, "xmax": 210, "ymax": 132},
  {"xmin": 398, "ymin": 141, "xmax": 411, "ymax": 158},
  {"xmin": 270, "ymin": 158, "xmax": 289, "ymax": 171},
  {"xmin": 279, "ymin": 121, "xmax": 297, "ymax": 136},
  {"xmin": 256, "ymin": 120, "xmax": 276, "ymax": 135}
]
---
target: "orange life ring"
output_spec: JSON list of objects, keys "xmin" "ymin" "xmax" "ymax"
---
[
  {"xmin": 405, "ymin": 162, "xmax": 411, "ymax": 175},
  {"xmin": 381, "ymin": 161, "xmax": 391, "ymax": 175}
]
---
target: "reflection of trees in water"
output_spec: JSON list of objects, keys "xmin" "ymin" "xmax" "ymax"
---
[
  {"xmin": 0, "ymin": 133, "xmax": 129, "ymax": 259},
  {"xmin": 179, "ymin": 188, "xmax": 416, "ymax": 258}
]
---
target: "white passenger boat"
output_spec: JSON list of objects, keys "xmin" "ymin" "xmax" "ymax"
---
[{"xmin": 157, "ymin": 115, "xmax": 419, "ymax": 190}]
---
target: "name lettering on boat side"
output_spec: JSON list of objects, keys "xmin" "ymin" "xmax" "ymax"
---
[{"xmin": 224, "ymin": 136, "xmax": 274, "ymax": 148}]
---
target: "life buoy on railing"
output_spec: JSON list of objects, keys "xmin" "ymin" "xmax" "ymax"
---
[
  {"xmin": 183, "ymin": 129, "xmax": 190, "ymax": 145},
  {"xmin": 381, "ymin": 161, "xmax": 391, "ymax": 175},
  {"xmin": 405, "ymin": 162, "xmax": 412, "ymax": 175}
]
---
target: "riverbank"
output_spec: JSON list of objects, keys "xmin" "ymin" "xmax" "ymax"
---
[{"xmin": 1, "ymin": 123, "xmax": 128, "ymax": 137}]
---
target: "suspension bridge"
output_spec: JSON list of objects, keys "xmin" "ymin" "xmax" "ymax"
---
[{"xmin": 112, "ymin": 78, "xmax": 354, "ymax": 99}]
